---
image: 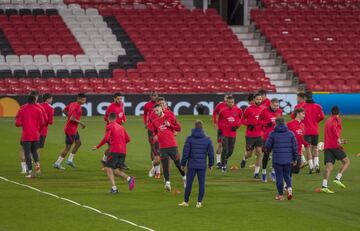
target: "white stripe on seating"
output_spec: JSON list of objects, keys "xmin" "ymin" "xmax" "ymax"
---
[{"xmin": 0, "ymin": 176, "xmax": 154, "ymax": 231}]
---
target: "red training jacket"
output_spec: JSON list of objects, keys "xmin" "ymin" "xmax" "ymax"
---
[
  {"xmin": 261, "ymin": 98, "xmax": 271, "ymax": 107},
  {"xmin": 259, "ymin": 107, "xmax": 283, "ymax": 140},
  {"xmin": 152, "ymin": 112, "xmax": 181, "ymax": 149},
  {"xmin": 143, "ymin": 100, "xmax": 156, "ymax": 126},
  {"xmin": 96, "ymin": 121, "xmax": 130, "ymax": 154},
  {"xmin": 104, "ymin": 102, "xmax": 126, "ymax": 125},
  {"xmin": 16, "ymin": 103, "xmax": 45, "ymax": 142},
  {"xmin": 40, "ymin": 102, "xmax": 54, "ymax": 136},
  {"xmin": 303, "ymin": 102, "xmax": 325, "ymax": 135},
  {"xmin": 287, "ymin": 119, "xmax": 308, "ymax": 155},
  {"xmin": 218, "ymin": 105, "xmax": 242, "ymax": 137},
  {"xmin": 242, "ymin": 104, "xmax": 264, "ymax": 137},
  {"xmin": 64, "ymin": 102, "xmax": 82, "ymax": 135},
  {"xmin": 324, "ymin": 116, "xmax": 342, "ymax": 149},
  {"xmin": 213, "ymin": 101, "xmax": 227, "ymax": 125},
  {"xmin": 290, "ymin": 101, "xmax": 305, "ymax": 119}
]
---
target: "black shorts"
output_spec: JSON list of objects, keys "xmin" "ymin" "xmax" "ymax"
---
[
  {"xmin": 222, "ymin": 136, "xmax": 236, "ymax": 157},
  {"xmin": 246, "ymin": 136, "xmax": 263, "ymax": 151},
  {"xmin": 217, "ymin": 129, "xmax": 224, "ymax": 143},
  {"xmin": 160, "ymin": 147, "xmax": 179, "ymax": 160},
  {"xmin": 304, "ymin": 135, "xmax": 319, "ymax": 146},
  {"xmin": 105, "ymin": 153, "xmax": 126, "ymax": 169},
  {"xmin": 147, "ymin": 129, "xmax": 153, "ymax": 143},
  {"xmin": 324, "ymin": 148, "xmax": 347, "ymax": 165},
  {"xmin": 39, "ymin": 136, "xmax": 46, "ymax": 148},
  {"xmin": 65, "ymin": 132, "xmax": 80, "ymax": 145},
  {"xmin": 22, "ymin": 141, "xmax": 39, "ymax": 154}
]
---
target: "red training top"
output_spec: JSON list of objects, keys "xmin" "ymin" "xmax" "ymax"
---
[
  {"xmin": 303, "ymin": 102, "xmax": 325, "ymax": 135},
  {"xmin": 151, "ymin": 112, "xmax": 181, "ymax": 149},
  {"xmin": 261, "ymin": 98, "xmax": 271, "ymax": 107},
  {"xmin": 16, "ymin": 103, "xmax": 45, "ymax": 141},
  {"xmin": 242, "ymin": 104, "xmax": 264, "ymax": 137},
  {"xmin": 324, "ymin": 115, "xmax": 342, "ymax": 149},
  {"xmin": 287, "ymin": 119, "xmax": 308, "ymax": 155},
  {"xmin": 290, "ymin": 101, "xmax": 305, "ymax": 119},
  {"xmin": 143, "ymin": 100, "xmax": 156, "ymax": 126},
  {"xmin": 40, "ymin": 102, "xmax": 54, "ymax": 136},
  {"xmin": 218, "ymin": 105, "xmax": 242, "ymax": 137},
  {"xmin": 64, "ymin": 102, "xmax": 82, "ymax": 135},
  {"xmin": 96, "ymin": 121, "xmax": 130, "ymax": 154},
  {"xmin": 104, "ymin": 102, "xmax": 126, "ymax": 125},
  {"xmin": 259, "ymin": 107, "xmax": 283, "ymax": 140},
  {"xmin": 213, "ymin": 101, "xmax": 227, "ymax": 125}
]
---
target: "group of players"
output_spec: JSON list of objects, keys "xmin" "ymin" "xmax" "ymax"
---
[{"xmin": 15, "ymin": 89, "xmax": 350, "ymax": 194}]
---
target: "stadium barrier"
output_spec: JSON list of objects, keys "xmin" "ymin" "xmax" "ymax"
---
[
  {"xmin": 0, "ymin": 94, "xmax": 297, "ymax": 117},
  {"xmin": 313, "ymin": 93, "xmax": 360, "ymax": 115}
]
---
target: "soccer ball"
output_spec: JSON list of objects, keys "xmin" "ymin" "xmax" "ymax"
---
[{"xmin": 318, "ymin": 142, "xmax": 324, "ymax": 151}]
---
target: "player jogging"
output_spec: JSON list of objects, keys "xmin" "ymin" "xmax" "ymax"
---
[
  {"xmin": 53, "ymin": 93, "xmax": 86, "ymax": 170},
  {"xmin": 39, "ymin": 93, "xmax": 54, "ymax": 150},
  {"xmin": 259, "ymin": 98, "xmax": 283, "ymax": 182},
  {"xmin": 15, "ymin": 95, "xmax": 45, "ymax": 178},
  {"xmin": 93, "ymin": 112, "xmax": 135, "ymax": 193},
  {"xmin": 213, "ymin": 94, "xmax": 230, "ymax": 168},
  {"xmin": 321, "ymin": 106, "xmax": 350, "ymax": 193},
  {"xmin": 303, "ymin": 92, "xmax": 325, "ymax": 174},
  {"xmin": 151, "ymin": 103, "xmax": 186, "ymax": 192},
  {"xmin": 218, "ymin": 96, "xmax": 242, "ymax": 173}
]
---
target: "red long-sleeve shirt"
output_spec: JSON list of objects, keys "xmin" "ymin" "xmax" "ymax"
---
[
  {"xmin": 259, "ymin": 107, "xmax": 283, "ymax": 140},
  {"xmin": 218, "ymin": 105, "xmax": 242, "ymax": 137},
  {"xmin": 287, "ymin": 119, "xmax": 308, "ymax": 155},
  {"xmin": 143, "ymin": 100, "xmax": 156, "ymax": 126},
  {"xmin": 213, "ymin": 101, "xmax": 227, "ymax": 125},
  {"xmin": 152, "ymin": 112, "xmax": 181, "ymax": 149},
  {"xmin": 261, "ymin": 98, "xmax": 271, "ymax": 107},
  {"xmin": 40, "ymin": 102, "xmax": 54, "ymax": 136},
  {"xmin": 303, "ymin": 102, "xmax": 325, "ymax": 135},
  {"xmin": 290, "ymin": 101, "xmax": 305, "ymax": 119},
  {"xmin": 16, "ymin": 103, "xmax": 45, "ymax": 142},
  {"xmin": 324, "ymin": 116, "xmax": 342, "ymax": 149},
  {"xmin": 104, "ymin": 102, "xmax": 126, "ymax": 125},
  {"xmin": 96, "ymin": 122, "xmax": 130, "ymax": 154},
  {"xmin": 64, "ymin": 102, "xmax": 82, "ymax": 135},
  {"xmin": 242, "ymin": 104, "xmax": 264, "ymax": 137}
]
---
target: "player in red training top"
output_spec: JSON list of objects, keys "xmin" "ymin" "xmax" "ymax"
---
[
  {"xmin": 303, "ymin": 92, "xmax": 325, "ymax": 174},
  {"xmin": 151, "ymin": 103, "xmax": 186, "ymax": 192},
  {"xmin": 287, "ymin": 108, "xmax": 308, "ymax": 175},
  {"xmin": 15, "ymin": 95, "xmax": 45, "ymax": 178},
  {"xmin": 259, "ymin": 89, "xmax": 271, "ymax": 107},
  {"xmin": 53, "ymin": 93, "xmax": 86, "ymax": 170},
  {"xmin": 19, "ymin": 91, "xmax": 48, "ymax": 174},
  {"xmin": 241, "ymin": 93, "xmax": 265, "ymax": 178},
  {"xmin": 291, "ymin": 92, "xmax": 306, "ymax": 120},
  {"xmin": 102, "ymin": 93, "xmax": 128, "ymax": 169},
  {"xmin": 39, "ymin": 93, "xmax": 54, "ymax": 150},
  {"xmin": 217, "ymin": 96, "xmax": 242, "ymax": 172},
  {"xmin": 143, "ymin": 92, "xmax": 159, "ymax": 176},
  {"xmin": 213, "ymin": 94, "xmax": 231, "ymax": 169},
  {"xmin": 93, "ymin": 112, "xmax": 135, "ymax": 193},
  {"xmin": 320, "ymin": 106, "xmax": 350, "ymax": 193},
  {"xmin": 259, "ymin": 98, "xmax": 283, "ymax": 182}
]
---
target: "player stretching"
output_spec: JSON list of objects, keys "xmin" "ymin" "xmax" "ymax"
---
[
  {"xmin": 93, "ymin": 112, "xmax": 135, "ymax": 193},
  {"xmin": 287, "ymin": 108, "xmax": 308, "ymax": 174},
  {"xmin": 303, "ymin": 92, "xmax": 325, "ymax": 174},
  {"xmin": 241, "ymin": 94, "xmax": 264, "ymax": 178},
  {"xmin": 144, "ymin": 92, "xmax": 160, "ymax": 178},
  {"xmin": 53, "ymin": 93, "xmax": 86, "ymax": 170},
  {"xmin": 259, "ymin": 98, "xmax": 282, "ymax": 182},
  {"xmin": 102, "ymin": 93, "xmax": 127, "ymax": 169},
  {"xmin": 218, "ymin": 96, "xmax": 242, "ymax": 173},
  {"xmin": 321, "ymin": 106, "xmax": 350, "ymax": 193},
  {"xmin": 213, "ymin": 94, "xmax": 230, "ymax": 168},
  {"xmin": 16, "ymin": 95, "xmax": 45, "ymax": 178},
  {"xmin": 39, "ymin": 93, "xmax": 54, "ymax": 151},
  {"xmin": 152, "ymin": 104, "xmax": 186, "ymax": 191}
]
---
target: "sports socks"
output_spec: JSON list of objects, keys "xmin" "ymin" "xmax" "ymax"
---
[
  {"xmin": 308, "ymin": 159, "xmax": 314, "ymax": 169},
  {"xmin": 335, "ymin": 173, "xmax": 342, "ymax": 181},
  {"xmin": 216, "ymin": 154, "xmax": 221, "ymax": 163},
  {"xmin": 55, "ymin": 156, "xmax": 64, "ymax": 165},
  {"xmin": 68, "ymin": 153, "xmax": 75, "ymax": 162},
  {"xmin": 314, "ymin": 157, "xmax": 319, "ymax": 166}
]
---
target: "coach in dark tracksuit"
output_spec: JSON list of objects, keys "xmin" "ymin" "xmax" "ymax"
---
[
  {"xmin": 180, "ymin": 121, "xmax": 214, "ymax": 207},
  {"xmin": 265, "ymin": 118, "xmax": 298, "ymax": 200}
]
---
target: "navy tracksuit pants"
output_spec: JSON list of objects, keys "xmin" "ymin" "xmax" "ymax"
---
[
  {"xmin": 184, "ymin": 168, "xmax": 206, "ymax": 203},
  {"xmin": 273, "ymin": 164, "xmax": 292, "ymax": 195}
]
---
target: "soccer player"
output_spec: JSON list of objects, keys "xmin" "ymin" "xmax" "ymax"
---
[
  {"xmin": 151, "ymin": 103, "xmax": 186, "ymax": 191},
  {"xmin": 259, "ymin": 89, "xmax": 271, "ymax": 107},
  {"xmin": 39, "ymin": 93, "xmax": 54, "ymax": 150},
  {"xmin": 287, "ymin": 108, "xmax": 308, "ymax": 174},
  {"xmin": 143, "ymin": 92, "xmax": 160, "ymax": 177},
  {"xmin": 241, "ymin": 93, "xmax": 264, "ymax": 178},
  {"xmin": 259, "ymin": 98, "xmax": 283, "ymax": 182},
  {"xmin": 15, "ymin": 95, "xmax": 45, "ymax": 178},
  {"xmin": 291, "ymin": 92, "xmax": 306, "ymax": 119},
  {"xmin": 53, "ymin": 93, "xmax": 86, "ymax": 170},
  {"xmin": 321, "ymin": 106, "xmax": 350, "ymax": 193},
  {"xmin": 93, "ymin": 112, "xmax": 135, "ymax": 193},
  {"xmin": 213, "ymin": 94, "xmax": 230, "ymax": 168},
  {"xmin": 303, "ymin": 92, "xmax": 325, "ymax": 174},
  {"xmin": 217, "ymin": 96, "xmax": 242, "ymax": 172}
]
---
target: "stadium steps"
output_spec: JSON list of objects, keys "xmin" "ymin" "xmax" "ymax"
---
[{"xmin": 231, "ymin": 25, "xmax": 298, "ymax": 93}]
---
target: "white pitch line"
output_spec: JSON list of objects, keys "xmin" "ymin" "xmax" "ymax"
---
[{"xmin": 0, "ymin": 176, "xmax": 155, "ymax": 231}]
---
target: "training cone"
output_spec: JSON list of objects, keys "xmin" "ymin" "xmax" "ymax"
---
[
  {"xmin": 172, "ymin": 188, "xmax": 181, "ymax": 195},
  {"xmin": 230, "ymin": 165, "xmax": 239, "ymax": 170},
  {"xmin": 357, "ymin": 153, "xmax": 360, "ymax": 157},
  {"xmin": 315, "ymin": 188, "xmax": 322, "ymax": 193}
]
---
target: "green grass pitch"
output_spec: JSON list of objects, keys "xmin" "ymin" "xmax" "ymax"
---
[{"xmin": 0, "ymin": 115, "xmax": 359, "ymax": 231}]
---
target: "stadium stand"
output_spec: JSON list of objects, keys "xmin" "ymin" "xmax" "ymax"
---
[
  {"xmin": 251, "ymin": 1, "xmax": 360, "ymax": 92},
  {"xmin": 0, "ymin": 0, "xmax": 276, "ymax": 94}
]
